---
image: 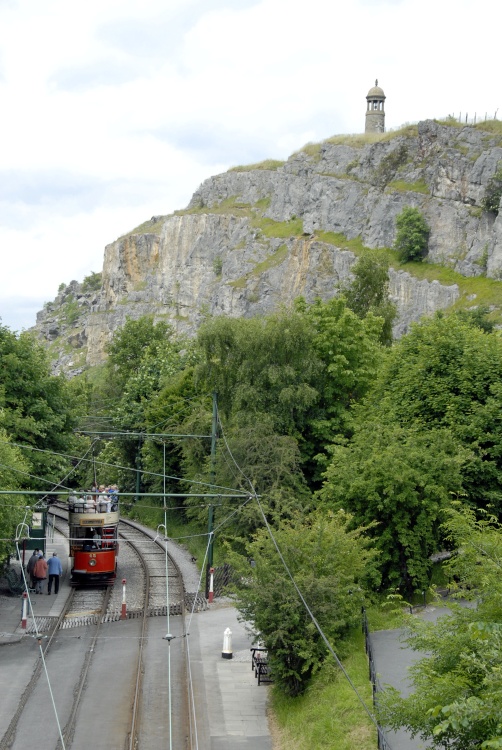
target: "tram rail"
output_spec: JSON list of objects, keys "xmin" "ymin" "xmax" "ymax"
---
[{"xmin": 46, "ymin": 504, "xmax": 192, "ymax": 748}]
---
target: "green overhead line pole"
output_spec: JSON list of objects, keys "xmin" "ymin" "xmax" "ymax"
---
[
  {"xmin": 135, "ymin": 436, "xmax": 142, "ymax": 505},
  {"xmin": 207, "ymin": 392, "xmax": 218, "ymax": 571}
]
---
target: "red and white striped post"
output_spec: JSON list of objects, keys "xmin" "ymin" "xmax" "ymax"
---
[
  {"xmin": 121, "ymin": 578, "xmax": 127, "ymax": 620},
  {"xmin": 208, "ymin": 567, "xmax": 215, "ymax": 604},
  {"xmin": 21, "ymin": 591, "xmax": 28, "ymax": 629}
]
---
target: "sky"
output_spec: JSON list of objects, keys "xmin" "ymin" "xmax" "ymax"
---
[{"xmin": 0, "ymin": 0, "xmax": 499, "ymax": 332}]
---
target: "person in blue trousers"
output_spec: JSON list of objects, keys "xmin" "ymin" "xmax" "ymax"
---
[{"xmin": 47, "ymin": 552, "xmax": 63, "ymax": 594}]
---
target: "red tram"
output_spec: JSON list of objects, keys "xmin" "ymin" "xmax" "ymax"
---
[{"xmin": 68, "ymin": 492, "xmax": 119, "ymax": 585}]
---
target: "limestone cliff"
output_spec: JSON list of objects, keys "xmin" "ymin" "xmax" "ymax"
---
[{"xmin": 35, "ymin": 120, "xmax": 502, "ymax": 374}]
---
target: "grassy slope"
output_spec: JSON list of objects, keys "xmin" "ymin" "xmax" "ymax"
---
[{"xmin": 270, "ymin": 629, "xmax": 376, "ymax": 750}]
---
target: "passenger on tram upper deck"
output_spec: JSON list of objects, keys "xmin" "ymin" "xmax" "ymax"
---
[{"xmin": 85, "ymin": 494, "xmax": 96, "ymax": 512}]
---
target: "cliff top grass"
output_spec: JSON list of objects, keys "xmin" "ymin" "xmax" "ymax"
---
[
  {"xmin": 232, "ymin": 119, "xmax": 502, "ymax": 174},
  {"xmin": 228, "ymin": 158, "xmax": 285, "ymax": 172},
  {"xmin": 122, "ymin": 216, "xmax": 168, "ymax": 237}
]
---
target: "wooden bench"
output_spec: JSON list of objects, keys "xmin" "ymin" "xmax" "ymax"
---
[
  {"xmin": 251, "ymin": 647, "xmax": 272, "ymax": 685},
  {"xmin": 256, "ymin": 660, "xmax": 272, "ymax": 685}
]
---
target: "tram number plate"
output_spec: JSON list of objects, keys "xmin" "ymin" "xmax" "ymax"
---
[{"xmin": 80, "ymin": 518, "xmax": 105, "ymax": 526}]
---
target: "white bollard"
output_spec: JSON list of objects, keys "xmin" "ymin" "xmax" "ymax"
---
[
  {"xmin": 222, "ymin": 627, "xmax": 232, "ymax": 659},
  {"xmin": 121, "ymin": 578, "xmax": 127, "ymax": 620},
  {"xmin": 21, "ymin": 591, "xmax": 28, "ymax": 629},
  {"xmin": 208, "ymin": 567, "xmax": 215, "ymax": 603}
]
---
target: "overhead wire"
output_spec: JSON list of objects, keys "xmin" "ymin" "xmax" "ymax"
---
[{"xmin": 0, "ymin": 437, "xmax": 248, "ymax": 496}]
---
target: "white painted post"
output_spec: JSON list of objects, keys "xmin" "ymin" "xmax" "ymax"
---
[
  {"xmin": 121, "ymin": 578, "xmax": 127, "ymax": 620},
  {"xmin": 222, "ymin": 627, "xmax": 232, "ymax": 659},
  {"xmin": 209, "ymin": 567, "xmax": 215, "ymax": 603},
  {"xmin": 21, "ymin": 591, "xmax": 28, "ymax": 629}
]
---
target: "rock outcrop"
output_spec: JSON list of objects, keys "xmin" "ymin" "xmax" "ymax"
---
[{"xmin": 34, "ymin": 120, "xmax": 502, "ymax": 374}]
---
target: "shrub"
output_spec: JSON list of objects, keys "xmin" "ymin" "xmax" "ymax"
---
[
  {"xmin": 81, "ymin": 271, "xmax": 102, "ymax": 293},
  {"xmin": 394, "ymin": 206, "xmax": 430, "ymax": 262},
  {"xmin": 481, "ymin": 165, "xmax": 502, "ymax": 215}
]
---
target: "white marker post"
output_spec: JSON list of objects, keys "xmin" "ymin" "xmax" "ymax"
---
[
  {"xmin": 21, "ymin": 591, "xmax": 28, "ymax": 629},
  {"xmin": 121, "ymin": 578, "xmax": 127, "ymax": 620},
  {"xmin": 208, "ymin": 567, "xmax": 215, "ymax": 604}
]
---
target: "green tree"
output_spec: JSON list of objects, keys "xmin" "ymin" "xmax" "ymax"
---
[
  {"xmin": 342, "ymin": 251, "xmax": 397, "ymax": 345},
  {"xmin": 378, "ymin": 506, "xmax": 502, "ymax": 749},
  {"xmin": 0, "ymin": 324, "xmax": 78, "ymax": 488},
  {"xmin": 299, "ymin": 296, "xmax": 383, "ymax": 479},
  {"xmin": 233, "ymin": 510, "xmax": 377, "ymax": 696},
  {"xmin": 481, "ymin": 164, "xmax": 502, "ymax": 215},
  {"xmin": 81, "ymin": 271, "xmax": 102, "ymax": 293},
  {"xmin": 0, "ymin": 430, "xmax": 30, "ymax": 560},
  {"xmin": 103, "ymin": 318, "xmax": 196, "ymax": 492},
  {"xmin": 106, "ymin": 316, "xmax": 174, "ymax": 390},
  {"xmin": 196, "ymin": 300, "xmax": 383, "ymax": 486},
  {"xmin": 196, "ymin": 309, "xmax": 320, "ymax": 436},
  {"xmin": 394, "ymin": 206, "xmax": 430, "ymax": 262},
  {"xmin": 320, "ymin": 421, "xmax": 467, "ymax": 594},
  {"xmin": 369, "ymin": 314, "xmax": 502, "ymax": 513}
]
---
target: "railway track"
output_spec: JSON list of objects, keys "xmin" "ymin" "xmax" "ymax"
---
[
  {"xmin": 0, "ymin": 581, "xmax": 112, "ymax": 750},
  {"xmin": 36, "ymin": 506, "xmax": 195, "ymax": 748}
]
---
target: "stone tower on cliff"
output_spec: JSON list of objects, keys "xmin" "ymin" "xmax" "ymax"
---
[{"xmin": 365, "ymin": 80, "xmax": 386, "ymax": 133}]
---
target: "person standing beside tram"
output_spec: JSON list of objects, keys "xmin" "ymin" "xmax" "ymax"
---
[
  {"xmin": 47, "ymin": 552, "xmax": 63, "ymax": 594},
  {"xmin": 33, "ymin": 553, "xmax": 48, "ymax": 594}
]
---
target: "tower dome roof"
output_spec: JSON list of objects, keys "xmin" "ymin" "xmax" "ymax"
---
[{"xmin": 367, "ymin": 79, "xmax": 385, "ymax": 99}]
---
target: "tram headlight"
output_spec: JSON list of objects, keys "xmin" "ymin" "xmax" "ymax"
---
[{"xmin": 89, "ymin": 559, "xmax": 97, "ymax": 567}]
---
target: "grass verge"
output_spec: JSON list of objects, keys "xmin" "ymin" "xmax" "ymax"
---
[{"xmin": 270, "ymin": 628, "xmax": 376, "ymax": 750}]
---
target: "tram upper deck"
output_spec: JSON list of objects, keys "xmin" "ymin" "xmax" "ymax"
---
[{"xmin": 68, "ymin": 493, "xmax": 119, "ymax": 524}]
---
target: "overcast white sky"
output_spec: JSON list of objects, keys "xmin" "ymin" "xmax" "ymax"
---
[{"xmin": 0, "ymin": 0, "xmax": 499, "ymax": 332}]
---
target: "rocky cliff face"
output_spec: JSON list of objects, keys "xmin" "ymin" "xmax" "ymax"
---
[{"xmin": 35, "ymin": 120, "xmax": 502, "ymax": 374}]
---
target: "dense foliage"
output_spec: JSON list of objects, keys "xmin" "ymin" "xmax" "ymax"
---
[
  {"xmin": 0, "ymin": 323, "xmax": 81, "ymax": 559},
  {"xmin": 378, "ymin": 506, "xmax": 502, "ymax": 749},
  {"xmin": 320, "ymin": 314, "xmax": 502, "ymax": 594},
  {"xmin": 481, "ymin": 165, "xmax": 502, "ymax": 215},
  {"xmin": 233, "ymin": 510, "xmax": 377, "ymax": 696},
  {"xmin": 0, "ymin": 430, "xmax": 30, "ymax": 560},
  {"xmin": 342, "ymin": 250, "xmax": 397, "ymax": 346},
  {"xmin": 394, "ymin": 206, "xmax": 430, "ymax": 261},
  {"xmin": 0, "ymin": 324, "xmax": 79, "ymax": 487},
  {"xmin": 14, "ymin": 281, "xmax": 499, "ymax": 706}
]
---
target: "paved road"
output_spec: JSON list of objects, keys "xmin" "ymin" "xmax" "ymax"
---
[{"xmin": 370, "ymin": 603, "xmax": 456, "ymax": 750}]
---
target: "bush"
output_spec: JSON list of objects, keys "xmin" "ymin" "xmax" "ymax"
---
[
  {"xmin": 481, "ymin": 165, "xmax": 502, "ymax": 215},
  {"xmin": 394, "ymin": 206, "xmax": 430, "ymax": 262},
  {"xmin": 81, "ymin": 271, "xmax": 102, "ymax": 293}
]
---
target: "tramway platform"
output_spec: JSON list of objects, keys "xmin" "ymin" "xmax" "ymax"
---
[{"xmin": 0, "ymin": 535, "xmax": 71, "ymax": 645}]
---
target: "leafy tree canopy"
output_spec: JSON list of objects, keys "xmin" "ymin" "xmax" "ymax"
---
[
  {"xmin": 233, "ymin": 509, "xmax": 378, "ymax": 696},
  {"xmin": 342, "ymin": 250, "xmax": 397, "ymax": 345},
  {"xmin": 378, "ymin": 506, "xmax": 502, "ymax": 749},
  {"xmin": 368, "ymin": 314, "xmax": 502, "ymax": 512},
  {"xmin": 394, "ymin": 206, "xmax": 430, "ymax": 262},
  {"xmin": 0, "ymin": 324, "xmax": 78, "ymax": 488},
  {"xmin": 320, "ymin": 421, "xmax": 467, "ymax": 594},
  {"xmin": 0, "ymin": 430, "xmax": 31, "ymax": 560}
]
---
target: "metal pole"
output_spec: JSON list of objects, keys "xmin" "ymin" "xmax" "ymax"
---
[
  {"xmin": 163, "ymin": 443, "xmax": 173, "ymax": 750},
  {"xmin": 134, "ymin": 439, "xmax": 142, "ymax": 505},
  {"xmin": 207, "ymin": 392, "xmax": 218, "ymax": 571}
]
